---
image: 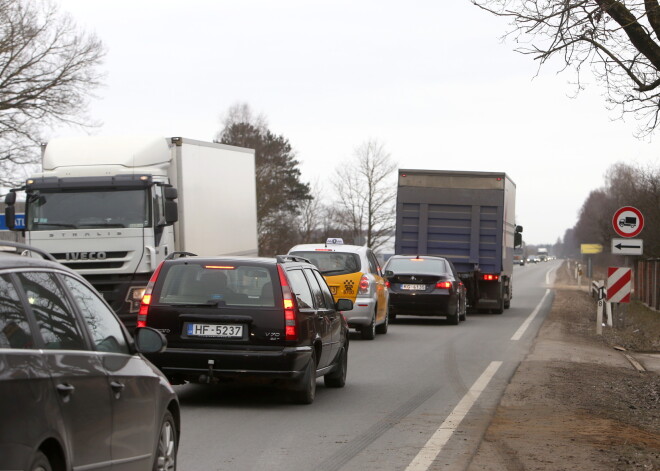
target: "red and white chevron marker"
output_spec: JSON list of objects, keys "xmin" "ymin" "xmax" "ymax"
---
[{"xmin": 607, "ymin": 267, "xmax": 632, "ymax": 303}]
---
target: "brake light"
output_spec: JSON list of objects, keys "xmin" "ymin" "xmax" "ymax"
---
[
  {"xmin": 277, "ymin": 265, "xmax": 298, "ymax": 341},
  {"xmin": 435, "ymin": 281, "xmax": 452, "ymax": 289},
  {"xmin": 358, "ymin": 275, "xmax": 370, "ymax": 295},
  {"xmin": 137, "ymin": 261, "xmax": 165, "ymax": 327},
  {"xmin": 385, "ymin": 280, "xmax": 391, "ymax": 288},
  {"xmin": 482, "ymin": 274, "xmax": 500, "ymax": 281},
  {"xmin": 204, "ymin": 265, "xmax": 235, "ymax": 270}
]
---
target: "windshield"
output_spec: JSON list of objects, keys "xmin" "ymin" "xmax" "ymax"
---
[
  {"xmin": 290, "ymin": 251, "xmax": 361, "ymax": 276},
  {"xmin": 385, "ymin": 258, "xmax": 449, "ymax": 276},
  {"xmin": 27, "ymin": 189, "xmax": 150, "ymax": 230}
]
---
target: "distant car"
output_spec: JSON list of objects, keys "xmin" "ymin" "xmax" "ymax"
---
[
  {"xmin": 382, "ymin": 255, "xmax": 467, "ymax": 325},
  {"xmin": 526, "ymin": 256, "xmax": 539, "ymax": 264},
  {"xmin": 288, "ymin": 239, "xmax": 389, "ymax": 340},
  {"xmin": 138, "ymin": 253, "xmax": 353, "ymax": 404},
  {"xmin": 514, "ymin": 255, "xmax": 525, "ymax": 266},
  {"xmin": 0, "ymin": 241, "xmax": 180, "ymax": 471}
]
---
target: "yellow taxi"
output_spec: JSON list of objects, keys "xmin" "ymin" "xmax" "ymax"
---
[{"xmin": 288, "ymin": 239, "xmax": 389, "ymax": 340}]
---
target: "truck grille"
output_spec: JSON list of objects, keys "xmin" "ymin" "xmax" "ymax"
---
[{"xmin": 51, "ymin": 251, "xmax": 129, "ymax": 270}]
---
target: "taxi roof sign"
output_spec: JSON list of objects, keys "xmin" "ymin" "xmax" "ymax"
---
[{"xmin": 326, "ymin": 238, "xmax": 344, "ymax": 245}]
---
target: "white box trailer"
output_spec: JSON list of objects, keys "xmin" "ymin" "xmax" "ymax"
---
[{"xmin": 4, "ymin": 136, "xmax": 258, "ymax": 327}]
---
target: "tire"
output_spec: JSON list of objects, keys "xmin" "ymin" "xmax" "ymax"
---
[
  {"xmin": 324, "ymin": 345, "xmax": 347, "ymax": 388},
  {"xmin": 292, "ymin": 352, "xmax": 316, "ymax": 404},
  {"xmin": 154, "ymin": 410, "xmax": 177, "ymax": 471},
  {"xmin": 459, "ymin": 298, "xmax": 467, "ymax": 322},
  {"xmin": 375, "ymin": 305, "xmax": 389, "ymax": 334},
  {"xmin": 30, "ymin": 451, "xmax": 52, "ymax": 471},
  {"xmin": 447, "ymin": 300, "xmax": 460, "ymax": 325},
  {"xmin": 493, "ymin": 287, "xmax": 505, "ymax": 314},
  {"xmin": 360, "ymin": 312, "xmax": 376, "ymax": 340},
  {"xmin": 388, "ymin": 306, "xmax": 397, "ymax": 323}
]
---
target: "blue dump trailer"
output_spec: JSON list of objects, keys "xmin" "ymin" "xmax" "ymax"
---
[{"xmin": 394, "ymin": 169, "xmax": 522, "ymax": 314}]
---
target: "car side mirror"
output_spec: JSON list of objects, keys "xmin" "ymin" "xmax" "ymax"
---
[
  {"xmin": 134, "ymin": 327, "xmax": 167, "ymax": 354},
  {"xmin": 384, "ymin": 270, "xmax": 393, "ymax": 277},
  {"xmin": 335, "ymin": 299, "xmax": 353, "ymax": 311}
]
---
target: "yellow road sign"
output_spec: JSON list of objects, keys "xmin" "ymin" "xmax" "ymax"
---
[{"xmin": 581, "ymin": 244, "xmax": 603, "ymax": 254}]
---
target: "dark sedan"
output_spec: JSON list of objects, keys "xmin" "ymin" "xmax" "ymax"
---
[{"xmin": 383, "ymin": 255, "xmax": 466, "ymax": 325}]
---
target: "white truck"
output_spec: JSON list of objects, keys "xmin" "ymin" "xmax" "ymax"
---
[{"xmin": 4, "ymin": 136, "xmax": 258, "ymax": 328}]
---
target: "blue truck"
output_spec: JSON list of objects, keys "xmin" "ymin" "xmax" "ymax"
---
[{"xmin": 394, "ymin": 169, "xmax": 522, "ymax": 313}]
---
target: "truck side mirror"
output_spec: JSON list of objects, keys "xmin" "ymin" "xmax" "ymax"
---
[
  {"xmin": 516, "ymin": 225, "xmax": 523, "ymax": 233},
  {"xmin": 164, "ymin": 187, "xmax": 178, "ymax": 200},
  {"xmin": 514, "ymin": 231, "xmax": 523, "ymax": 248},
  {"xmin": 4, "ymin": 191, "xmax": 16, "ymax": 205},
  {"xmin": 164, "ymin": 201, "xmax": 178, "ymax": 224},
  {"xmin": 4, "ymin": 206, "xmax": 15, "ymax": 230}
]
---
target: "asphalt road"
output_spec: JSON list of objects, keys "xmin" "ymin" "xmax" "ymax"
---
[{"xmin": 174, "ymin": 260, "xmax": 560, "ymax": 471}]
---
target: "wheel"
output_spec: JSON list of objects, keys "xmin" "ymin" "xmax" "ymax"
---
[
  {"xmin": 459, "ymin": 298, "xmax": 467, "ymax": 322},
  {"xmin": 448, "ymin": 300, "xmax": 460, "ymax": 325},
  {"xmin": 493, "ymin": 287, "xmax": 505, "ymax": 314},
  {"xmin": 324, "ymin": 345, "xmax": 347, "ymax": 388},
  {"xmin": 360, "ymin": 312, "xmax": 376, "ymax": 340},
  {"xmin": 30, "ymin": 451, "xmax": 52, "ymax": 471},
  {"xmin": 292, "ymin": 352, "xmax": 316, "ymax": 404},
  {"xmin": 154, "ymin": 410, "xmax": 177, "ymax": 471},
  {"xmin": 375, "ymin": 305, "xmax": 388, "ymax": 334}
]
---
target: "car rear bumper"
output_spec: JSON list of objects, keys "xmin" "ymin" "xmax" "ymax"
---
[
  {"xmin": 147, "ymin": 346, "xmax": 312, "ymax": 382},
  {"xmin": 389, "ymin": 292, "xmax": 453, "ymax": 316},
  {"xmin": 343, "ymin": 297, "xmax": 375, "ymax": 327}
]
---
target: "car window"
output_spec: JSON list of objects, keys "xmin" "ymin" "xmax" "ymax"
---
[
  {"xmin": 156, "ymin": 263, "xmax": 275, "ymax": 307},
  {"xmin": 61, "ymin": 275, "xmax": 130, "ymax": 354},
  {"xmin": 303, "ymin": 268, "xmax": 326, "ymax": 309},
  {"xmin": 312, "ymin": 270, "xmax": 336, "ymax": 308},
  {"xmin": 16, "ymin": 272, "xmax": 86, "ymax": 351},
  {"xmin": 385, "ymin": 257, "xmax": 449, "ymax": 275},
  {"xmin": 286, "ymin": 269, "xmax": 314, "ymax": 309},
  {"xmin": 367, "ymin": 251, "xmax": 382, "ymax": 275},
  {"xmin": 290, "ymin": 251, "xmax": 361, "ymax": 276},
  {"xmin": 0, "ymin": 274, "xmax": 34, "ymax": 349}
]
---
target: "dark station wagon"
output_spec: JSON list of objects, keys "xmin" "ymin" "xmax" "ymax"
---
[
  {"xmin": 0, "ymin": 241, "xmax": 180, "ymax": 471},
  {"xmin": 138, "ymin": 253, "xmax": 353, "ymax": 404}
]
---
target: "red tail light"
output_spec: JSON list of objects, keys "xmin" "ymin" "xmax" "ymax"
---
[
  {"xmin": 358, "ymin": 275, "xmax": 370, "ymax": 295},
  {"xmin": 435, "ymin": 281, "xmax": 452, "ymax": 289},
  {"xmin": 137, "ymin": 261, "xmax": 165, "ymax": 327},
  {"xmin": 277, "ymin": 265, "xmax": 298, "ymax": 341},
  {"xmin": 482, "ymin": 274, "xmax": 499, "ymax": 281},
  {"xmin": 385, "ymin": 280, "xmax": 391, "ymax": 288}
]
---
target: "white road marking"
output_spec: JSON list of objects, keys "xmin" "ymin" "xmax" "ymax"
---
[
  {"xmin": 405, "ymin": 361, "xmax": 503, "ymax": 471},
  {"xmin": 511, "ymin": 289, "xmax": 550, "ymax": 341}
]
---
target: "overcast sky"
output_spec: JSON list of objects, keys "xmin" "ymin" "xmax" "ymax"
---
[{"xmin": 53, "ymin": 0, "xmax": 659, "ymax": 246}]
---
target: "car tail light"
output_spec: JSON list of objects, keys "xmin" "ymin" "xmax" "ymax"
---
[
  {"xmin": 482, "ymin": 274, "xmax": 499, "ymax": 281},
  {"xmin": 277, "ymin": 265, "xmax": 298, "ymax": 341},
  {"xmin": 435, "ymin": 281, "xmax": 452, "ymax": 289},
  {"xmin": 385, "ymin": 280, "xmax": 391, "ymax": 288},
  {"xmin": 358, "ymin": 274, "xmax": 370, "ymax": 296},
  {"xmin": 137, "ymin": 261, "xmax": 165, "ymax": 327}
]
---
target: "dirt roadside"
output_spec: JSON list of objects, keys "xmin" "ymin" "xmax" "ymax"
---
[{"xmin": 467, "ymin": 261, "xmax": 660, "ymax": 471}]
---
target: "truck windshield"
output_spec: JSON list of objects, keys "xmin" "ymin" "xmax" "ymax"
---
[{"xmin": 27, "ymin": 189, "xmax": 151, "ymax": 230}]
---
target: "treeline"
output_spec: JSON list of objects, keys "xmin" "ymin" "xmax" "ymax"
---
[{"xmin": 554, "ymin": 162, "xmax": 659, "ymax": 260}]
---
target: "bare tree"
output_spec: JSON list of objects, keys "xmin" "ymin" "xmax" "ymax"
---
[
  {"xmin": 0, "ymin": 0, "xmax": 105, "ymax": 186},
  {"xmin": 332, "ymin": 139, "xmax": 397, "ymax": 251},
  {"xmin": 473, "ymin": 0, "xmax": 660, "ymax": 136}
]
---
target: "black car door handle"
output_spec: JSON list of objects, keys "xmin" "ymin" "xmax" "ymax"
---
[
  {"xmin": 56, "ymin": 383, "xmax": 75, "ymax": 397},
  {"xmin": 110, "ymin": 381, "xmax": 125, "ymax": 393}
]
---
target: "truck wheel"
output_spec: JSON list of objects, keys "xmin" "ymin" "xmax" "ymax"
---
[{"xmin": 494, "ymin": 287, "xmax": 505, "ymax": 314}]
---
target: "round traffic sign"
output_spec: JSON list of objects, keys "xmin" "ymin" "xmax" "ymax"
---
[{"xmin": 612, "ymin": 206, "xmax": 644, "ymax": 238}]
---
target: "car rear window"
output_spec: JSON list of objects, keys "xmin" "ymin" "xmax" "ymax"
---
[
  {"xmin": 385, "ymin": 258, "xmax": 449, "ymax": 275},
  {"xmin": 290, "ymin": 251, "xmax": 361, "ymax": 276},
  {"xmin": 155, "ymin": 263, "xmax": 275, "ymax": 307}
]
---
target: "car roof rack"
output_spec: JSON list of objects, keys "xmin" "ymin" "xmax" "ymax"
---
[
  {"xmin": 165, "ymin": 251, "xmax": 198, "ymax": 261},
  {"xmin": 276, "ymin": 254, "xmax": 311, "ymax": 264},
  {"xmin": 0, "ymin": 240, "xmax": 58, "ymax": 262}
]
